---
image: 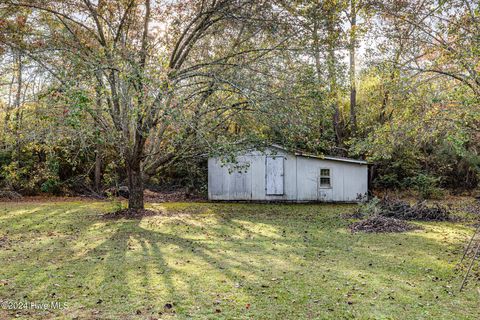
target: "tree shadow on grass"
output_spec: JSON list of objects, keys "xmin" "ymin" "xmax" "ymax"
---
[
  {"xmin": 1, "ymin": 203, "xmax": 262, "ymax": 318},
  {"xmin": 1, "ymin": 202, "xmax": 479, "ymax": 319},
  {"xmin": 218, "ymin": 207, "xmax": 480, "ymax": 317}
]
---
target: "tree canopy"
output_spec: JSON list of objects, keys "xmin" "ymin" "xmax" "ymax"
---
[{"xmin": 0, "ymin": 0, "xmax": 478, "ymax": 208}]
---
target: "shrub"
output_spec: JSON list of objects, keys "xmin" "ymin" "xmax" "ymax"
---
[
  {"xmin": 355, "ymin": 196, "xmax": 381, "ymax": 217},
  {"xmin": 403, "ymin": 174, "xmax": 444, "ymax": 199}
]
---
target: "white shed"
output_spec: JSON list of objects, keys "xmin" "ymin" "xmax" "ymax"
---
[{"xmin": 208, "ymin": 145, "xmax": 368, "ymax": 202}]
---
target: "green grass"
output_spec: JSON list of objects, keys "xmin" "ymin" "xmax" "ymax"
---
[{"xmin": 0, "ymin": 201, "xmax": 478, "ymax": 319}]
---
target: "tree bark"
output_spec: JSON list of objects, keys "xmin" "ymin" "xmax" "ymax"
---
[
  {"xmin": 312, "ymin": 19, "xmax": 322, "ymax": 82},
  {"xmin": 127, "ymin": 160, "xmax": 144, "ymax": 210},
  {"xmin": 4, "ymin": 65, "xmax": 15, "ymax": 132},
  {"xmin": 94, "ymin": 150, "xmax": 102, "ymax": 192},
  {"xmin": 326, "ymin": 6, "xmax": 343, "ymax": 148},
  {"xmin": 94, "ymin": 72, "xmax": 103, "ymax": 192},
  {"xmin": 13, "ymin": 53, "xmax": 23, "ymax": 153},
  {"xmin": 349, "ymin": 0, "xmax": 357, "ymax": 132}
]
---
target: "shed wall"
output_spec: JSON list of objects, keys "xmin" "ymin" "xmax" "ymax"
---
[
  {"xmin": 208, "ymin": 149, "xmax": 367, "ymax": 202},
  {"xmin": 208, "ymin": 149, "xmax": 297, "ymax": 201},
  {"xmin": 295, "ymin": 157, "xmax": 367, "ymax": 202}
]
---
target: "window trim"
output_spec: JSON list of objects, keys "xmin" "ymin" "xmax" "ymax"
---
[{"xmin": 319, "ymin": 168, "xmax": 332, "ymax": 189}]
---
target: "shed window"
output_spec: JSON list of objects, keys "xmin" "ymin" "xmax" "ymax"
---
[{"xmin": 319, "ymin": 168, "xmax": 331, "ymax": 187}]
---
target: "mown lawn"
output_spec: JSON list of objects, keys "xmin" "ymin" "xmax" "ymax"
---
[{"xmin": 0, "ymin": 201, "xmax": 478, "ymax": 319}]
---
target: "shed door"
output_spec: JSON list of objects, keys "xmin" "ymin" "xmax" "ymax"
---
[
  {"xmin": 317, "ymin": 168, "xmax": 333, "ymax": 201},
  {"xmin": 266, "ymin": 156, "xmax": 284, "ymax": 195}
]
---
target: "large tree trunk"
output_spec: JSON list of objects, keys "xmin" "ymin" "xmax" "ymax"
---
[{"xmin": 127, "ymin": 160, "xmax": 144, "ymax": 210}]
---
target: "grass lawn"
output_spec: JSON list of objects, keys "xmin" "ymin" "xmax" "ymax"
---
[{"xmin": 0, "ymin": 200, "xmax": 478, "ymax": 319}]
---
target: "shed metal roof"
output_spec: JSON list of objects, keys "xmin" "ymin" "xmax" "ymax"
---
[{"xmin": 271, "ymin": 144, "xmax": 368, "ymax": 165}]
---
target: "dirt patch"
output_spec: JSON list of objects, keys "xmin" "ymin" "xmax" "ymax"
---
[
  {"xmin": 350, "ymin": 215, "xmax": 419, "ymax": 233},
  {"xmin": 0, "ymin": 189, "xmax": 206, "ymax": 204},
  {"xmin": 0, "ymin": 236, "xmax": 11, "ymax": 248},
  {"xmin": 102, "ymin": 208, "xmax": 163, "ymax": 219},
  {"xmin": 0, "ymin": 195, "xmax": 106, "ymax": 203},
  {"xmin": 144, "ymin": 189, "xmax": 205, "ymax": 203},
  {"xmin": 341, "ymin": 211, "xmax": 364, "ymax": 219}
]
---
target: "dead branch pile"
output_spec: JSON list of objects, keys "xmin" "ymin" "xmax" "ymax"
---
[
  {"xmin": 454, "ymin": 200, "xmax": 480, "ymax": 216},
  {"xmin": 0, "ymin": 190, "xmax": 22, "ymax": 200},
  {"xmin": 378, "ymin": 198, "xmax": 451, "ymax": 221},
  {"xmin": 350, "ymin": 215, "xmax": 418, "ymax": 233}
]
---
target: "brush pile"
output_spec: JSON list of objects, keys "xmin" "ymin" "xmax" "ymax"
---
[
  {"xmin": 349, "ymin": 197, "xmax": 452, "ymax": 233},
  {"xmin": 378, "ymin": 198, "xmax": 451, "ymax": 221},
  {"xmin": 350, "ymin": 215, "xmax": 418, "ymax": 233},
  {"xmin": 0, "ymin": 190, "xmax": 22, "ymax": 200}
]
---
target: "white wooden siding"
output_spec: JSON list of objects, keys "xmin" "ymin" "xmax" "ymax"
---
[
  {"xmin": 208, "ymin": 147, "xmax": 367, "ymax": 202},
  {"xmin": 230, "ymin": 161, "xmax": 252, "ymax": 200}
]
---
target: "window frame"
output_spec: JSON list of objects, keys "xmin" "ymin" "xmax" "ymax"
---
[{"xmin": 319, "ymin": 168, "xmax": 332, "ymax": 189}]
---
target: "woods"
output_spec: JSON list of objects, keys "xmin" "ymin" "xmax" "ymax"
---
[
  {"xmin": 1, "ymin": 2, "xmax": 480, "ymax": 318},
  {"xmin": 0, "ymin": 0, "xmax": 479, "ymax": 209}
]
